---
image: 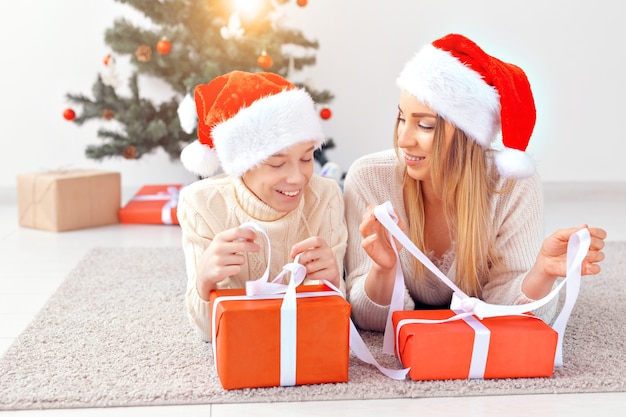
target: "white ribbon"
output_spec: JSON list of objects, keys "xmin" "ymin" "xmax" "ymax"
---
[
  {"xmin": 380, "ymin": 207, "xmax": 408, "ymax": 356},
  {"xmin": 245, "ymin": 221, "xmax": 303, "ymax": 386},
  {"xmin": 130, "ymin": 186, "xmax": 180, "ymax": 224},
  {"xmin": 374, "ymin": 201, "xmax": 591, "ymax": 377},
  {"xmin": 456, "ymin": 314, "xmax": 491, "ymax": 379},
  {"xmin": 250, "ymin": 254, "xmax": 305, "ymax": 386}
]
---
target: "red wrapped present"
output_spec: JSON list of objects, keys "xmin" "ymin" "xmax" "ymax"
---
[
  {"xmin": 210, "ymin": 283, "xmax": 351, "ymax": 390},
  {"xmin": 393, "ymin": 310, "xmax": 558, "ymax": 380},
  {"xmin": 207, "ymin": 220, "xmax": 415, "ymax": 389},
  {"xmin": 119, "ymin": 184, "xmax": 182, "ymax": 225}
]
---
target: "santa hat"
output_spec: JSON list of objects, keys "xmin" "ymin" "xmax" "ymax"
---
[
  {"xmin": 180, "ymin": 70, "xmax": 325, "ymax": 178},
  {"xmin": 396, "ymin": 33, "xmax": 537, "ymax": 179}
]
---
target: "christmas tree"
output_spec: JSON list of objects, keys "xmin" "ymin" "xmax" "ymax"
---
[{"xmin": 64, "ymin": 0, "xmax": 336, "ymax": 168}]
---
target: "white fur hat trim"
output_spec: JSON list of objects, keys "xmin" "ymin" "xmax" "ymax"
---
[
  {"xmin": 397, "ymin": 44, "xmax": 501, "ymax": 148},
  {"xmin": 212, "ymin": 88, "xmax": 324, "ymax": 177}
]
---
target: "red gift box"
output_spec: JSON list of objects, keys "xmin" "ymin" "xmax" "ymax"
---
[
  {"xmin": 392, "ymin": 309, "xmax": 558, "ymax": 380},
  {"xmin": 119, "ymin": 184, "xmax": 182, "ymax": 225},
  {"xmin": 209, "ymin": 284, "xmax": 351, "ymax": 390}
]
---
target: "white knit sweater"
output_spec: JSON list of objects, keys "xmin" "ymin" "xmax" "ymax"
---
[
  {"xmin": 343, "ymin": 149, "xmax": 556, "ymax": 331},
  {"xmin": 178, "ymin": 174, "xmax": 348, "ymax": 341}
]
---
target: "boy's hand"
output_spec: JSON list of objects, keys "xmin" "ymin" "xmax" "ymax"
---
[{"xmin": 291, "ymin": 237, "xmax": 341, "ymax": 287}]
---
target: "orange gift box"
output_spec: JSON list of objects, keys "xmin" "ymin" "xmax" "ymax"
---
[
  {"xmin": 393, "ymin": 309, "xmax": 558, "ymax": 381},
  {"xmin": 209, "ymin": 284, "xmax": 351, "ymax": 390},
  {"xmin": 119, "ymin": 184, "xmax": 182, "ymax": 225}
]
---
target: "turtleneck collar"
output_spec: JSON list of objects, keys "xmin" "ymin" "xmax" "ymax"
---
[{"xmin": 233, "ymin": 176, "xmax": 302, "ymax": 222}]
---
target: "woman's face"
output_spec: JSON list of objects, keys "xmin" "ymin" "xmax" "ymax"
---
[
  {"xmin": 396, "ymin": 90, "xmax": 454, "ymax": 182},
  {"xmin": 241, "ymin": 140, "xmax": 316, "ymax": 212}
]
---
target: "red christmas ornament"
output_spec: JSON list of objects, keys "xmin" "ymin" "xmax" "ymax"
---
[
  {"xmin": 156, "ymin": 38, "xmax": 172, "ymax": 55},
  {"xmin": 63, "ymin": 108, "xmax": 76, "ymax": 121},
  {"xmin": 297, "ymin": 0, "xmax": 308, "ymax": 6},
  {"xmin": 102, "ymin": 109, "xmax": 115, "ymax": 120},
  {"xmin": 257, "ymin": 53, "xmax": 273, "ymax": 69},
  {"xmin": 320, "ymin": 107, "xmax": 332, "ymax": 120},
  {"xmin": 123, "ymin": 145, "xmax": 137, "ymax": 159}
]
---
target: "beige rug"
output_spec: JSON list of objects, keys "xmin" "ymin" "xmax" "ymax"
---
[{"xmin": 1, "ymin": 244, "xmax": 625, "ymax": 411}]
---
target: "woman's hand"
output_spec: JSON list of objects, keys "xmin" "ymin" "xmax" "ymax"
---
[
  {"xmin": 359, "ymin": 205, "xmax": 406, "ymax": 305},
  {"xmin": 196, "ymin": 226, "xmax": 260, "ymax": 300},
  {"xmin": 291, "ymin": 237, "xmax": 341, "ymax": 288},
  {"xmin": 359, "ymin": 205, "xmax": 405, "ymax": 270},
  {"xmin": 523, "ymin": 225, "xmax": 607, "ymax": 299},
  {"xmin": 539, "ymin": 225, "xmax": 607, "ymax": 277}
]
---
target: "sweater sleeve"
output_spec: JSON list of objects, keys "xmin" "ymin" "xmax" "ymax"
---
[
  {"xmin": 318, "ymin": 178, "xmax": 349, "ymax": 295},
  {"xmin": 343, "ymin": 151, "xmax": 414, "ymax": 331},
  {"xmin": 482, "ymin": 172, "xmax": 558, "ymax": 323},
  {"xmin": 177, "ymin": 184, "xmax": 215, "ymax": 342}
]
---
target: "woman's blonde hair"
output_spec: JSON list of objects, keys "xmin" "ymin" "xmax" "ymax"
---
[{"xmin": 393, "ymin": 116, "xmax": 507, "ymax": 296}]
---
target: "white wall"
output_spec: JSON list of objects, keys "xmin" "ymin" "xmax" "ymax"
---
[{"xmin": 1, "ymin": 0, "xmax": 624, "ymax": 189}]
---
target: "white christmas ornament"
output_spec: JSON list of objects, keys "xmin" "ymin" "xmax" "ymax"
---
[
  {"xmin": 269, "ymin": 0, "xmax": 287, "ymax": 30},
  {"xmin": 177, "ymin": 92, "xmax": 197, "ymax": 134},
  {"xmin": 101, "ymin": 56, "xmax": 121, "ymax": 88},
  {"xmin": 220, "ymin": 12, "xmax": 245, "ymax": 40}
]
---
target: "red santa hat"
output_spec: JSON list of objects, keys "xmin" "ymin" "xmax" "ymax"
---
[
  {"xmin": 180, "ymin": 70, "xmax": 325, "ymax": 178},
  {"xmin": 396, "ymin": 33, "xmax": 537, "ymax": 179}
]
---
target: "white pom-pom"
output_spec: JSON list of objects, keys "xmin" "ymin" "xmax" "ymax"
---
[
  {"xmin": 494, "ymin": 148, "xmax": 536, "ymax": 179},
  {"xmin": 180, "ymin": 140, "xmax": 220, "ymax": 178}
]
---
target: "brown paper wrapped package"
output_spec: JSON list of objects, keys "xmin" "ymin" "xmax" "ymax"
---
[{"xmin": 17, "ymin": 170, "xmax": 121, "ymax": 232}]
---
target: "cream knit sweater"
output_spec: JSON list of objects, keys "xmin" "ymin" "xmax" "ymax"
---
[
  {"xmin": 343, "ymin": 149, "xmax": 556, "ymax": 331},
  {"xmin": 178, "ymin": 174, "xmax": 347, "ymax": 342}
]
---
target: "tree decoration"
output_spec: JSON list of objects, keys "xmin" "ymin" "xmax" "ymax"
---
[
  {"xmin": 135, "ymin": 45, "xmax": 152, "ymax": 62},
  {"xmin": 101, "ymin": 54, "xmax": 121, "ymax": 88},
  {"xmin": 257, "ymin": 51, "xmax": 273, "ymax": 69},
  {"xmin": 123, "ymin": 145, "xmax": 137, "ymax": 159},
  {"xmin": 102, "ymin": 109, "xmax": 115, "ymax": 120},
  {"xmin": 63, "ymin": 108, "xmax": 76, "ymax": 121},
  {"xmin": 320, "ymin": 107, "xmax": 332, "ymax": 120},
  {"xmin": 314, "ymin": 138, "xmax": 346, "ymax": 184},
  {"xmin": 156, "ymin": 38, "xmax": 172, "ymax": 55},
  {"xmin": 220, "ymin": 12, "xmax": 245, "ymax": 40}
]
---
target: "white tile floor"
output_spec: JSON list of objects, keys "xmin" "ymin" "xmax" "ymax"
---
[{"xmin": 1, "ymin": 183, "xmax": 625, "ymax": 417}]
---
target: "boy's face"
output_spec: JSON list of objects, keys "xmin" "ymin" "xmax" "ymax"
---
[{"xmin": 241, "ymin": 140, "xmax": 316, "ymax": 212}]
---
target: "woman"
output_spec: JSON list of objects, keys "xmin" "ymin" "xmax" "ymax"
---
[
  {"xmin": 178, "ymin": 71, "xmax": 347, "ymax": 342},
  {"xmin": 343, "ymin": 33, "xmax": 606, "ymax": 331}
]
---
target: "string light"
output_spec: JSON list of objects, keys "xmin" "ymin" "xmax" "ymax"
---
[{"xmin": 233, "ymin": 0, "xmax": 264, "ymax": 18}]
